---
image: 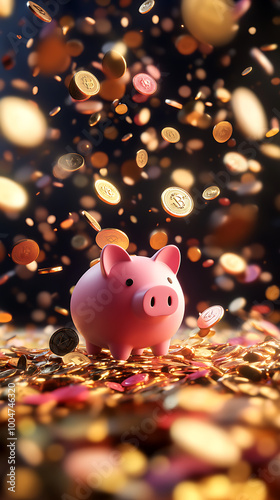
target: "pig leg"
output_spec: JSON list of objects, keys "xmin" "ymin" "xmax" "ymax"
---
[
  {"xmin": 109, "ymin": 344, "xmax": 132, "ymax": 361},
  {"xmin": 86, "ymin": 341, "xmax": 101, "ymax": 356},
  {"xmin": 151, "ymin": 339, "xmax": 170, "ymax": 356},
  {"xmin": 132, "ymin": 348, "xmax": 144, "ymax": 355}
]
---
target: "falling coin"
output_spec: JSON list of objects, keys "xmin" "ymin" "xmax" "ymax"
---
[
  {"xmin": 266, "ymin": 128, "xmax": 279, "ymax": 138},
  {"xmin": 241, "ymin": 66, "xmax": 253, "ymax": 76},
  {"xmin": 136, "ymin": 149, "xmax": 148, "ymax": 168},
  {"xmin": 150, "ymin": 230, "xmax": 168, "ymax": 250},
  {"xmin": 11, "ymin": 239, "xmax": 40, "ymax": 265},
  {"xmin": 96, "ymin": 228, "xmax": 129, "ymax": 250},
  {"xmin": 139, "ymin": 0, "xmax": 155, "ymax": 14},
  {"xmin": 197, "ymin": 305, "xmax": 225, "ymax": 329},
  {"xmin": 81, "ymin": 210, "xmax": 101, "ymax": 232},
  {"xmin": 202, "ymin": 186, "xmax": 221, "ymax": 200},
  {"xmin": 219, "ymin": 252, "xmax": 247, "ymax": 275},
  {"xmin": 63, "ymin": 352, "xmax": 91, "ymax": 365},
  {"xmin": 161, "ymin": 187, "xmax": 194, "ymax": 218},
  {"xmin": 58, "ymin": 153, "xmax": 84, "ymax": 172},
  {"xmin": 102, "ymin": 50, "xmax": 127, "ymax": 79},
  {"xmin": 89, "ymin": 112, "xmax": 101, "ymax": 127},
  {"xmin": 161, "ymin": 127, "xmax": 180, "ymax": 143},
  {"xmin": 38, "ymin": 266, "xmax": 63, "ymax": 274},
  {"xmin": 27, "ymin": 1, "xmax": 52, "ymax": 23},
  {"xmin": 49, "ymin": 328, "xmax": 79, "ymax": 356},
  {"xmin": 69, "ymin": 71, "xmax": 100, "ymax": 101},
  {"xmin": 212, "ymin": 121, "xmax": 233, "ymax": 143},
  {"xmin": 133, "ymin": 73, "xmax": 157, "ymax": 96},
  {"xmin": 94, "ymin": 179, "xmax": 121, "ymax": 205}
]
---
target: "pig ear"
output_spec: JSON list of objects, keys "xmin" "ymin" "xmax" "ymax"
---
[
  {"xmin": 151, "ymin": 245, "xmax": 181, "ymax": 275},
  {"xmin": 100, "ymin": 244, "xmax": 132, "ymax": 277}
]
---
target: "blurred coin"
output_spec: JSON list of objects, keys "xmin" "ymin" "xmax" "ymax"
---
[
  {"xmin": 197, "ymin": 305, "xmax": 224, "ymax": 329},
  {"xmin": 90, "ymin": 257, "xmax": 100, "ymax": 268},
  {"xmin": 213, "ymin": 121, "xmax": 233, "ymax": 143},
  {"xmin": 49, "ymin": 328, "xmax": 79, "ymax": 356},
  {"xmin": 63, "ymin": 352, "xmax": 90, "ymax": 365},
  {"xmin": 38, "ymin": 266, "xmax": 63, "ymax": 274},
  {"xmin": 11, "ymin": 239, "xmax": 39, "ymax": 265},
  {"xmin": 150, "ymin": 230, "xmax": 168, "ymax": 250},
  {"xmin": 223, "ymin": 152, "xmax": 248, "ymax": 173},
  {"xmin": 27, "ymin": 1, "xmax": 52, "ymax": 22},
  {"xmin": 136, "ymin": 149, "xmax": 148, "ymax": 168},
  {"xmin": 202, "ymin": 186, "xmax": 220, "ymax": 200},
  {"xmin": 58, "ymin": 153, "xmax": 84, "ymax": 172},
  {"xmin": 139, "ymin": 0, "xmax": 155, "ymax": 14},
  {"xmin": 81, "ymin": 210, "xmax": 101, "ymax": 232},
  {"xmin": 94, "ymin": 179, "xmax": 121, "ymax": 205},
  {"xmin": 161, "ymin": 127, "xmax": 180, "ymax": 143},
  {"xmin": 102, "ymin": 50, "xmax": 127, "ymax": 79},
  {"xmin": 165, "ymin": 99, "xmax": 183, "ymax": 109},
  {"xmin": 182, "ymin": 0, "xmax": 236, "ymax": 47},
  {"xmin": 0, "ymin": 177, "xmax": 28, "ymax": 212},
  {"xmin": 133, "ymin": 73, "xmax": 157, "ymax": 95},
  {"xmin": 161, "ymin": 187, "xmax": 194, "ymax": 217},
  {"xmin": 96, "ymin": 229, "xmax": 129, "ymax": 249},
  {"xmin": 231, "ymin": 87, "xmax": 267, "ymax": 140},
  {"xmin": 266, "ymin": 127, "xmax": 279, "ymax": 138},
  {"xmin": 89, "ymin": 112, "xmax": 101, "ymax": 127},
  {"xmin": 219, "ymin": 252, "xmax": 246, "ymax": 274}
]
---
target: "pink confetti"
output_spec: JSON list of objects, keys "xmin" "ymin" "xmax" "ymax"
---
[{"xmin": 121, "ymin": 373, "xmax": 149, "ymax": 387}]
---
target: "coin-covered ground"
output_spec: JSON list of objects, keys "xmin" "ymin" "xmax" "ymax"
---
[{"xmin": 1, "ymin": 324, "xmax": 280, "ymax": 500}]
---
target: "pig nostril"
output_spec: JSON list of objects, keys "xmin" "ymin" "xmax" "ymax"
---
[
  {"xmin": 151, "ymin": 297, "xmax": 155, "ymax": 307},
  {"xmin": 168, "ymin": 296, "xmax": 172, "ymax": 306}
]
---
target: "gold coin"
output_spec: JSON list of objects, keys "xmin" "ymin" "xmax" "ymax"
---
[
  {"xmin": 161, "ymin": 127, "xmax": 180, "ymax": 143},
  {"xmin": 69, "ymin": 71, "xmax": 100, "ymax": 100},
  {"xmin": 102, "ymin": 50, "xmax": 127, "ymax": 79},
  {"xmin": 27, "ymin": 1, "xmax": 52, "ymax": 23},
  {"xmin": 219, "ymin": 253, "xmax": 246, "ymax": 275},
  {"xmin": 139, "ymin": 0, "xmax": 155, "ymax": 14},
  {"xmin": 161, "ymin": 187, "xmax": 194, "ymax": 218},
  {"xmin": 115, "ymin": 103, "xmax": 128, "ymax": 115},
  {"xmin": 150, "ymin": 230, "xmax": 168, "ymax": 250},
  {"xmin": 58, "ymin": 153, "xmax": 84, "ymax": 172},
  {"xmin": 94, "ymin": 179, "xmax": 121, "ymax": 205},
  {"xmin": 38, "ymin": 266, "xmax": 63, "ymax": 275},
  {"xmin": 11, "ymin": 239, "xmax": 40, "ymax": 265},
  {"xmin": 136, "ymin": 149, "xmax": 148, "ymax": 168},
  {"xmin": 81, "ymin": 210, "xmax": 101, "ymax": 232},
  {"xmin": 89, "ymin": 112, "xmax": 101, "ymax": 127},
  {"xmin": 0, "ymin": 176, "xmax": 28, "ymax": 212},
  {"xmin": 202, "ymin": 186, "xmax": 220, "ymax": 200},
  {"xmin": 212, "ymin": 121, "xmax": 233, "ymax": 143},
  {"xmin": 96, "ymin": 229, "xmax": 129, "ymax": 250},
  {"xmin": 266, "ymin": 128, "xmax": 279, "ymax": 138},
  {"xmin": 241, "ymin": 66, "xmax": 253, "ymax": 76},
  {"xmin": 63, "ymin": 352, "xmax": 91, "ymax": 365},
  {"xmin": 90, "ymin": 257, "xmax": 100, "ymax": 268}
]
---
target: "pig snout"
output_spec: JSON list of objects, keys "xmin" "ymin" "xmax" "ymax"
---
[{"xmin": 133, "ymin": 286, "xmax": 179, "ymax": 317}]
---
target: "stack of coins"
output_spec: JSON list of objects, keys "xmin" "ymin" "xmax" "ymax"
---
[{"xmin": 69, "ymin": 70, "xmax": 100, "ymax": 101}]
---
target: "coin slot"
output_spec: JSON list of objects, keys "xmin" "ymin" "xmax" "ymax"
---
[
  {"xmin": 151, "ymin": 297, "xmax": 155, "ymax": 307},
  {"xmin": 168, "ymin": 296, "xmax": 172, "ymax": 306}
]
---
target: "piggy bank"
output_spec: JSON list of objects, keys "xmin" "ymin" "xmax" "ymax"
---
[{"xmin": 70, "ymin": 244, "xmax": 185, "ymax": 360}]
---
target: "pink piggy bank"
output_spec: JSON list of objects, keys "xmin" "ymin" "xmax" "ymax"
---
[{"xmin": 70, "ymin": 244, "xmax": 185, "ymax": 360}]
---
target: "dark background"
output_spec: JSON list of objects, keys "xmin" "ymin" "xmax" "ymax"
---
[{"xmin": 0, "ymin": 0, "xmax": 280, "ymax": 329}]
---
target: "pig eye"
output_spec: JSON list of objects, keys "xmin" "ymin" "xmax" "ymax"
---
[
  {"xmin": 126, "ymin": 279, "xmax": 134, "ymax": 286},
  {"xmin": 167, "ymin": 277, "xmax": 173, "ymax": 284}
]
